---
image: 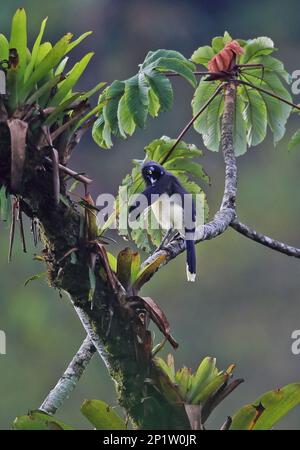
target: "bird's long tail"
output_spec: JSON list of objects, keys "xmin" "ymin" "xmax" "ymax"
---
[{"xmin": 185, "ymin": 238, "xmax": 196, "ymax": 282}]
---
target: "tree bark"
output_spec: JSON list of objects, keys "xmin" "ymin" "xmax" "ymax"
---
[{"xmin": 0, "ymin": 83, "xmax": 237, "ymax": 429}]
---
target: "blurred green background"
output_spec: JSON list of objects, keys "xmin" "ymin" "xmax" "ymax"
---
[{"xmin": 1, "ymin": 0, "xmax": 300, "ymax": 430}]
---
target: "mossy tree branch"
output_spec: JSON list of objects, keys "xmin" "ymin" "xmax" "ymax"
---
[
  {"xmin": 0, "ymin": 96, "xmax": 191, "ymax": 430},
  {"xmin": 16, "ymin": 83, "xmax": 238, "ymax": 424}
]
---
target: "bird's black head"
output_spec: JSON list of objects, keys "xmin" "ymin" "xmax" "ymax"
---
[{"xmin": 141, "ymin": 161, "xmax": 165, "ymax": 185}]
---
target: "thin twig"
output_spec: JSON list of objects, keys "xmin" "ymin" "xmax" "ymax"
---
[
  {"xmin": 18, "ymin": 206, "xmax": 27, "ymax": 253},
  {"xmin": 8, "ymin": 197, "xmax": 18, "ymax": 263},
  {"xmin": 163, "ymin": 70, "xmax": 210, "ymax": 77},
  {"xmin": 238, "ymin": 79, "xmax": 300, "ymax": 111},
  {"xmin": 161, "ymin": 82, "xmax": 225, "ymax": 164},
  {"xmin": 231, "ymin": 219, "xmax": 300, "ymax": 258},
  {"xmin": 39, "ymin": 335, "xmax": 96, "ymax": 415},
  {"xmin": 44, "ymin": 156, "xmax": 93, "ymax": 185}
]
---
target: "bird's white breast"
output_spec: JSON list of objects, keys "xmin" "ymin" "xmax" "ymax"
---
[{"xmin": 151, "ymin": 193, "xmax": 184, "ymax": 232}]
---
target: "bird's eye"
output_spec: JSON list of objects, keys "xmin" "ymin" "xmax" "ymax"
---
[{"xmin": 148, "ymin": 169, "xmax": 152, "ymax": 174}]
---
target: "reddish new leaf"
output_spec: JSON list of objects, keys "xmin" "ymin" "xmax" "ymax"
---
[{"xmin": 208, "ymin": 40, "xmax": 244, "ymax": 73}]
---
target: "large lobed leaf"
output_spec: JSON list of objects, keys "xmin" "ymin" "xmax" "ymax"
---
[
  {"xmin": 81, "ymin": 400, "xmax": 126, "ymax": 430},
  {"xmin": 230, "ymin": 383, "xmax": 300, "ymax": 430},
  {"xmin": 92, "ymin": 50, "xmax": 196, "ymax": 148},
  {"xmin": 191, "ymin": 32, "xmax": 292, "ymax": 154},
  {"xmin": 13, "ymin": 411, "xmax": 74, "ymax": 430}
]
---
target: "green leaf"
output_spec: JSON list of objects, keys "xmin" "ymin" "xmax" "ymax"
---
[
  {"xmin": 107, "ymin": 252, "xmax": 117, "ymax": 272},
  {"xmin": 10, "ymin": 8, "xmax": 27, "ymax": 80},
  {"xmin": 253, "ymin": 383, "xmax": 300, "ymax": 430},
  {"xmin": 240, "ymin": 36, "xmax": 276, "ymax": 64},
  {"xmin": 26, "ymin": 74, "xmax": 61, "ymax": 104},
  {"xmin": 233, "ymin": 95, "xmax": 247, "ymax": 156},
  {"xmin": 92, "ymin": 49, "xmax": 194, "ymax": 148},
  {"xmin": 146, "ymin": 136, "xmax": 203, "ymax": 163},
  {"xmin": 211, "ymin": 36, "xmax": 225, "ymax": 54},
  {"xmin": 146, "ymin": 72, "xmax": 173, "ymax": 112},
  {"xmin": 210, "ymin": 32, "xmax": 232, "ymax": 56},
  {"xmin": 65, "ymin": 31, "xmax": 92, "ymax": 55},
  {"xmin": 188, "ymin": 357, "xmax": 217, "ymax": 402},
  {"xmin": 0, "ymin": 34, "xmax": 9, "ymax": 61},
  {"xmin": 192, "ymin": 79, "xmax": 223, "ymax": 151},
  {"xmin": 223, "ymin": 31, "xmax": 233, "ymax": 45},
  {"xmin": 55, "ymin": 56, "xmax": 69, "ymax": 75},
  {"xmin": 50, "ymin": 52, "xmax": 94, "ymax": 105},
  {"xmin": 255, "ymin": 55, "xmax": 290, "ymax": 83},
  {"xmin": 24, "ymin": 272, "xmax": 47, "ymax": 287},
  {"xmin": 229, "ymin": 405, "xmax": 258, "ymax": 430},
  {"xmin": 175, "ymin": 367, "xmax": 193, "ymax": 399},
  {"xmin": 148, "ymin": 87, "xmax": 160, "ymax": 117},
  {"xmin": 88, "ymin": 266, "xmax": 96, "ymax": 303},
  {"xmin": 0, "ymin": 187, "xmax": 11, "ymax": 222},
  {"xmin": 35, "ymin": 42, "xmax": 52, "ymax": 65},
  {"xmin": 74, "ymin": 99, "xmax": 105, "ymax": 132},
  {"xmin": 104, "ymin": 80, "xmax": 126, "ymax": 136},
  {"xmin": 164, "ymin": 159, "xmax": 209, "ymax": 184},
  {"xmin": 44, "ymin": 92, "xmax": 81, "ymax": 125},
  {"xmin": 80, "ymin": 81, "xmax": 107, "ymax": 101},
  {"xmin": 21, "ymin": 33, "xmax": 72, "ymax": 101},
  {"xmin": 192, "ymin": 374, "xmax": 226, "ymax": 404},
  {"xmin": 102, "ymin": 121, "xmax": 113, "ymax": 148},
  {"xmin": 24, "ymin": 17, "xmax": 48, "ymax": 82},
  {"xmin": 117, "ymin": 94, "xmax": 136, "ymax": 136},
  {"xmin": 230, "ymin": 383, "xmax": 300, "ymax": 430},
  {"xmin": 143, "ymin": 49, "xmax": 194, "ymax": 69},
  {"xmin": 154, "ymin": 356, "xmax": 176, "ymax": 384},
  {"xmin": 13, "ymin": 411, "xmax": 74, "ymax": 430},
  {"xmin": 192, "ymin": 365, "xmax": 235, "ymax": 404},
  {"xmin": 241, "ymin": 87, "xmax": 267, "ymax": 146},
  {"xmin": 132, "ymin": 254, "xmax": 166, "ymax": 291},
  {"xmin": 288, "ymin": 129, "xmax": 300, "ymax": 152},
  {"xmin": 81, "ymin": 400, "xmax": 126, "ymax": 430},
  {"xmin": 92, "ymin": 115, "xmax": 111, "ymax": 149},
  {"xmin": 125, "ymin": 75, "xmax": 149, "ymax": 129},
  {"xmin": 191, "ymin": 45, "xmax": 214, "ymax": 67},
  {"xmin": 130, "ymin": 252, "xmax": 141, "ymax": 284},
  {"xmin": 155, "ymin": 57, "xmax": 196, "ymax": 87},
  {"xmin": 242, "ymin": 69, "xmax": 292, "ymax": 143},
  {"xmin": 117, "ymin": 248, "xmax": 133, "ymax": 290},
  {"xmin": 203, "ymin": 92, "xmax": 224, "ymax": 152}
]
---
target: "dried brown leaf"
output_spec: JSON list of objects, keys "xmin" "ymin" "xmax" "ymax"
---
[{"xmin": 7, "ymin": 118, "xmax": 28, "ymax": 193}]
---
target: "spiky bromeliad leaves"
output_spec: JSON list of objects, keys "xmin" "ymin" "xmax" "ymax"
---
[
  {"xmin": 191, "ymin": 32, "xmax": 292, "ymax": 155},
  {"xmin": 116, "ymin": 136, "xmax": 209, "ymax": 253},
  {"xmin": 92, "ymin": 50, "xmax": 197, "ymax": 148},
  {"xmin": 0, "ymin": 8, "xmax": 106, "ymax": 259},
  {"xmin": 155, "ymin": 355, "xmax": 300, "ymax": 430}
]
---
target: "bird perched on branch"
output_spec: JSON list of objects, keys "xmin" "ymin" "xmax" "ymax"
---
[{"xmin": 129, "ymin": 161, "xmax": 197, "ymax": 281}]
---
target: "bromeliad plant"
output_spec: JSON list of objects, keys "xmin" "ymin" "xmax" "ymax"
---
[
  {"xmin": 12, "ymin": 355, "xmax": 300, "ymax": 430},
  {"xmin": 1, "ymin": 10, "xmax": 300, "ymax": 430}
]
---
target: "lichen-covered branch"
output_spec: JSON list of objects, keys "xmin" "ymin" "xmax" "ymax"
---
[
  {"xmin": 231, "ymin": 219, "xmax": 300, "ymax": 258},
  {"xmin": 40, "ymin": 335, "xmax": 96, "ymax": 415}
]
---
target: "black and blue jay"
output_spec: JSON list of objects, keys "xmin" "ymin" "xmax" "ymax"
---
[{"xmin": 129, "ymin": 161, "xmax": 197, "ymax": 281}]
